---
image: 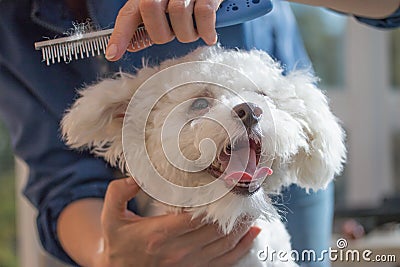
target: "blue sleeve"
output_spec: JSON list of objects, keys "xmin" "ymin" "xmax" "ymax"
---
[
  {"xmin": 0, "ymin": 64, "xmax": 116, "ymax": 266},
  {"xmin": 0, "ymin": 0, "xmax": 320, "ymax": 265},
  {"xmin": 0, "ymin": 1, "xmax": 141, "ymax": 263},
  {"xmin": 355, "ymin": 7, "xmax": 400, "ymax": 28},
  {"xmin": 217, "ymin": 0, "xmax": 312, "ymax": 73}
]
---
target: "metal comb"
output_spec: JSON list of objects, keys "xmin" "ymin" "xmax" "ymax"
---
[{"xmin": 34, "ymin": 27, "xmax": 152, "ymax": 65}]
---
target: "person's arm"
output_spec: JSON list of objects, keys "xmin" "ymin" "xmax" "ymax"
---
[
  {"xmin": 287, "ymin": 0, "xmax": 400, "ymax": 19},
  {"xmin": 58, "ymin": 177, "xmax": 261, "ymax": 267}
]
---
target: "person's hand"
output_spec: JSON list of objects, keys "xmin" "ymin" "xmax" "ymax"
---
[
  {"xmin": 93, "ymin": 177, "xmax": 261, "ymax": 267},
  {"xmin": 105, "ymin": 0, "xmax": 223, "ymax": 61}
]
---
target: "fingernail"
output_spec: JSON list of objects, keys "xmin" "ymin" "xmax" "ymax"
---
[
  {"xmin": 106, "ymin": 44, "xmax": 118, "ymax": 60},
  {"xmin": 213, "ymin": 33, "xmax": 218, "ymax": 44},
  {"xmin": 249, "ymin": 226, "xmax": 262, "ymax": 239}
]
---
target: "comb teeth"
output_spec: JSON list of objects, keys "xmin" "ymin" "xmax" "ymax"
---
[
  {"xmin": 35, "ymin": 27, "xmax": 153, "ymax": 66},
  {"xmin": 130, "ymin": 27, "xmax": 153, "ymax": 51},
  {"xmin": 35, "ymin": 28, "xmax": 113, "ymax": 65}
]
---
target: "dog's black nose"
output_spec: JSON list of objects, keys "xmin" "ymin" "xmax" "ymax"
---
[{"xmin": 232, "ymin": 102, "xmax": 263, "ymax": 128}]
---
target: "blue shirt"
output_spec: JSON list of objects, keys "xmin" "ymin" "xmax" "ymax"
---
[{"xmin": 0, "ymin": 0, "xmax": 399, "ymax": 265}]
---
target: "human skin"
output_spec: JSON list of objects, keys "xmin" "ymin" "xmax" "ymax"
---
[
  {"xmin": 57, "ymin": 178, "xmax": 261, "ymax": 267},
  {"xmin": 59, "ymin": 0, "xmax": 400, "ymax": 265},
  {"xmin": 105, "ymin": 0, "xmax": 223, "ymax": 61},
  {"xmin": 59, "ymin": 1, "xmax": 261, "ymax": 266},
  {"xmin": 105, "ymin": 0, "xmax": 400, "ymax": 61}
]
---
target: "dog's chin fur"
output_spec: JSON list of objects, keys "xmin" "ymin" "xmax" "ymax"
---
[
  {"xmin": 62, "ymin": 45, "xmax": 346, "ymax": 266},
  {"xmin": 165, "ymin": 189, "xmax": 278, "ymax": 234},
  {"xmin": 198, "ymin": 191, "xmax": 280, "ymax": 228}
]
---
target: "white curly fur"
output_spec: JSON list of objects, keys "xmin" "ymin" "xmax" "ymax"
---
[{"xmin": 61, "ymin": 46, "xmax": 346, "ymax": 266}]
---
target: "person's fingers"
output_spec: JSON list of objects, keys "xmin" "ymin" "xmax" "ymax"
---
[
  {"xmin": 194, "ymin": 0, "xmax": 220, "ymax": 45},
  {"xmin": 102, "ymin": 177, "xmax": 141, "ymax": 229},
  {"xmin": 106, "ymin": 0, "xmax": 142, "ymax": 61},
  {"xmin": 142, "ymin": 214, "xmax": 207, "ymax": 256},
  {"xmin": 199, "ymin": 223, "xmax": 251, "ymax": 262},
  {"xmin": 168, "ymin": 0, "xmax": 199, "ymax": 43},
  {"xmin": 148, "ymin": 213, "xmax": 206, "ymax": 239},
  {"xmin": 140, "ymin": 0, "xmax": 174, "ymax": 44},
  {"xmin": 209, "ymin": 226, "xmax": 262, "ymax": 266},
  {"xmin": 173, "ymin": 223, "xmax": 225, "ymax": 251}
]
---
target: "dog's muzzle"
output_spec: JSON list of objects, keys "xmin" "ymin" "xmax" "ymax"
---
[{"xmin": 208, "ymin": 102, "xmax": 273, "ymax": 196}]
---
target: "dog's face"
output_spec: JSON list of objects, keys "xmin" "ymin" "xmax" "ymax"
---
[
  {"xmin": 144, "ymin": 81, "xmax": 275, "ymax": 196},
  {"xmin": 62, "ymin": 46, "xmax": 346, "ymax": 232}
]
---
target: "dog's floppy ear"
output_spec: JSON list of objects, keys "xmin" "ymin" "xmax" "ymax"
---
[
  {"xmin": 61, "ymin": 74, "xmax": 135, "ymax": 169},
  {"xmin": 287, "ymin": 71, "xmax": 346, "ymax": 191}
]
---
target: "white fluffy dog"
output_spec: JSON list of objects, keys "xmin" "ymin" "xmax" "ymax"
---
[{"xmin": 62, "ymin": 46, "xmax": 346, "ymax": 266}]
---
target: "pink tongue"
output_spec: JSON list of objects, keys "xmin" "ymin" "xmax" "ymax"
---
[{"xmin": 222, "ymin": 146, "xmax": 272, "ymax": 184}]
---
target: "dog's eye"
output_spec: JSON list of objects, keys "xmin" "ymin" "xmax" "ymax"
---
[{"xmin": 191, "ymin": 98, "xmax": 209, "ymax": 110}]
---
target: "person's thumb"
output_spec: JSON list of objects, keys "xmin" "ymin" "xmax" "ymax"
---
[
  {"xmin": 105, "ymin": 0, "xmax": 141, "ymax": 61},
  {"xmin": 103, "ymin": 177, "xmax": 140, "ymax": 223}
]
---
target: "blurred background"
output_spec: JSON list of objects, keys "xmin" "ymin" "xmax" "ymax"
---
[
  {"xmin": 0, "ymin": 120, "xmax": 16, "ymax": 266},
  {"xmin": 0, "ymin": 3, "xmax": 399, "ymax": 267}
]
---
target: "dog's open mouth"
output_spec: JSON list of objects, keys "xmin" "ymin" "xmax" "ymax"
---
[{"xmin": 207, "ymin": 134, "xmax": 273, "ymax": 195}]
